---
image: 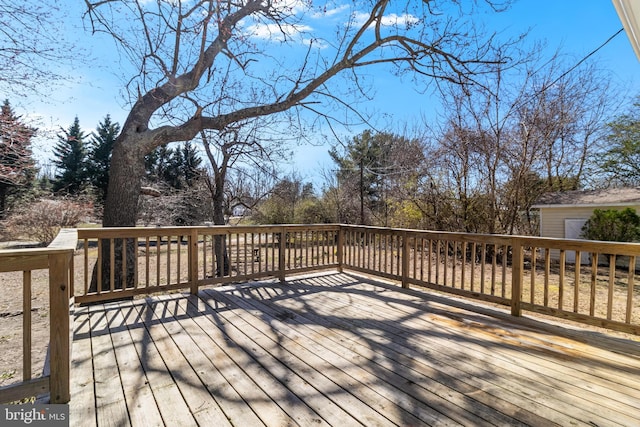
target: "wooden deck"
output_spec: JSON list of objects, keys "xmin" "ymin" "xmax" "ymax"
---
[{"xmin": 69, "ymin": 272, "xmax": 640, "ymax": 427}]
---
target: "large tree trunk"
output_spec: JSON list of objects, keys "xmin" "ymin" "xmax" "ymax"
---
[
  {"xmin": 89, "ymin": 138, "xmax": 146, "ymax": 293},
  {"xmin": 103, "ymin": 138, "xmax": 146, "ymax": 227}
]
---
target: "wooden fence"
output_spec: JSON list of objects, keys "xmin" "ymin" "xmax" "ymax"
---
[{"xmin": 0, "ymin": 229, "xmax": 75, "ymax": 404}]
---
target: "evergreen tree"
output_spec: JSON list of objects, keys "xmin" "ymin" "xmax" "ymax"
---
[
  {"xmin": 145, "ymin": 141, "xmax": 202, "ymax": 189},
  {"xmin": 52, "ymin": 116, "xmax": 87, "ymax": 194},
  {"xmin": 87, "ymin": 115, "xmax": 120, "ymax": 203},
  {"xmin": 0, "ymin": 99, "xmax": 36, "ymax": 219},
  {"xmin": 180, "ymin": 141, "xmax": 202, "ymax": 187}
]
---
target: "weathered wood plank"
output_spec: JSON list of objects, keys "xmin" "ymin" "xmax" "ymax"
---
[
  {"xmin": 133, "ymin": 297, "xmax": 235, "ymax": 427},
  {"xmin": 69, "ymin": 306, "xmax": 96, "ymax": 427},
  {"xmin": 119, "ymin": 301, "xmax": 198, "ymax": 427},
  {"xmin": 89, "ymin": 305, "xmax": 130, "ymax": 427},
  {"xmin": 69, "ymin": 272, "xmax": 640, "ymax": 427},
  {"xmin": 102, "ymin": 303, "xmax": 164, "ymax": 427},
  {"xmin": 154, "ymin": 295, "xmax": 267, "ymax": 426},
  {"xmin": 172, "ymin": 294, "xmax": 330, "ymax": 427},
  {"xmin": 206, "ymin": 287, "xmax": 473, "ymax": 427},
  {"xmin": 213, "ymin": 285, "xmax": 533, "ymax": 427},
  {"xmin": 181, "ymin": 292, "xmax": 390, "ymax": 427},
  {"xmin": 299, "ymin": 276, "xmax": 640, "ymax": 426}
]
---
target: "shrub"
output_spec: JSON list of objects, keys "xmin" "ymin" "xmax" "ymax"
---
[
  {"xmin": 2, "ymin": 198, "xmax": 92, "ymax": 244},
  {"xmin": 581, "ymin": 208, "xmax": 640, "ymax": 243}
]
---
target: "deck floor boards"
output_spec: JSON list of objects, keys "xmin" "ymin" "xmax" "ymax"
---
[{"xmin": 70, "ymin": 272, "xmax": 640, "ymax": 426}]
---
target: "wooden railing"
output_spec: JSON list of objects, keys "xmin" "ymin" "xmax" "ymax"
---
[
  {"xmin": 75, "ymin": 225, "xmax": 340, "ymax": 304},
  {"xmin": 4, "ymin": 222, "xmax": 636, "ymax": 403},
  {"xmin": 74, "ymin": 224, "xmax": 640, "ymax": 335},
  {"xmin": 341, "ymin": 225, "xmax": 640, "ymax": 335},
  {"xmin": 0, "ymin": 229, "xmax": 75, "ymax": 404}
]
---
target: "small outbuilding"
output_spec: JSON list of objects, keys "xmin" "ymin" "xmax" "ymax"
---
[{"xmin": 531, "ymin": 187, "xmax": 640, "ymax": 263}]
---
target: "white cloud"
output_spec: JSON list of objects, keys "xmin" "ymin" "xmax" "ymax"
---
[
  {"xmin": 352, "ymin": 11, "xmax": 419, "ymax": 29},
  {"xmin": 302, "ymin": 38, "xmax": 329, "ymax": 49},
  {"xmin": 246, "ymin": 22, "xmax": 313, "ymax": 41},
  {"xmin": 380, "ymin": 13, "xmax": 420, "ymax": 27}
]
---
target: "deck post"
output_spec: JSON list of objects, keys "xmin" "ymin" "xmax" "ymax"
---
[
  {"xmin": 337, "ymin": 226, "xmax": 344, "ymax": 272},
  {"xmin": 278, "ymin": 226, "xmax": 286, "ymax": 282},
  {"xmin": 189, "ymin": 228, "xmax": 199, "ymax": 295},
  {"xmin": 401, "ymin": 231, "xmax": 410, "ymax": 288},
  {"xmin": 511, "ymin": 238, "xmax": 523, "ymax": 317},
  {"xmin": 49, "ymin": 251, "xmax": 71, "ymax": 403}
]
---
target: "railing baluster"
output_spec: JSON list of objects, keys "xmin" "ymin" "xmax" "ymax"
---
[
  {"xmin": 559, "ymin": 249, "xmax": 565, "ymax": 311},
  {"xmin": 122, "ymin": 238, "xmax": 127, "ymax": 289},
  {"xmin": 590, "ymin": 253, "xmax": 598, "ymax": 317},
  {"xmin": 156, "ymin": 235, "xmax": 161, "ymax": 287},
  {"xmin": 608, "ymin": 255, "xmax": 616, "ymax": 320},
  {"xmin": 480, "ymin": 243, "xmax": 486, "ymax": 294},
  {"xmin": 470, "ymin": 242, "xmax": 476, "ymax": 292},
  {"xmin": 83, "ymin": 238, "xmax": 89, "ymax": 296},
  {"xmin": 461, "ymin": 241, "xmax": 466, "ymax": 290},
  {"xmin": 544, "ymin": 248, "xmax": 550, "ymax": 307},
  {"xmin": 109, "ymin": 238, "xmax": 115, "ymax": 292},
  {"xmin": 491, "ymin": 244, "xmax": 496, "ymax": 296},
  {"xmin": 23, "ymin": 270, "xmax": 32, "ymax": 381},
  {"xmin": 501, "ymin": 244, "xmax": 507, "ymax": 298},
  {"xmin": 626, "ymin": 256, "xmax": 635, "ymax": 324},
  {"xmin": 574, "ymin": 251, "xmax": 581, "ymax": 313},
  {"xmin": 530, "ymin": 246, "xmax": 537, "ymax": 304}
]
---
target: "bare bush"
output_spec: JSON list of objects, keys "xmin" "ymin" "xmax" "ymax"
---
[{"xmin": 2, "ymin": 198, "xmax": 92, "ymax": 244}]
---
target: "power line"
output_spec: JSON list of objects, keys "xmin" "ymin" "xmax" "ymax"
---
[{"xmin": 546, "ymin": 28, "xmax": 624, "ymax": 90}]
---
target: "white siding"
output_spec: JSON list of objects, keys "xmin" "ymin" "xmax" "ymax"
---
[
  {"xmin": 539, "ymin": 204, "xmax": 640, "ymax": 262},
  {"xmin": 539, "ymin": 206, "xmax": 597, "ymax": 239}
]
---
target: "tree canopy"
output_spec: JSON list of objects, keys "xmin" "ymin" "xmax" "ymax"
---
[
  {"xmin": 82, "ymin": 0, "xmax": 514, "ymax": 228},
  {"xmin": 0, "ymin": 99, "xmax": 36, "ymax": 218},
  {"xmin": 600, "ymin": 99, "xmax": 640, "ymax": 186}
]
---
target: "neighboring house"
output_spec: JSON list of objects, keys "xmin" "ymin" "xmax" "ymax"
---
[{"xmin": 531, "ymin": 187, "xmax": 640, "ymax": 263}]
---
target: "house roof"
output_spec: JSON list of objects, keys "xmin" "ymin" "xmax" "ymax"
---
[
  {"xmin": 613, "ymin": 0, "xmax": 640, "ymax": 61},
  {"xmin": 532, "ymin": 187, "xmax": 640, "ymax": 208}
]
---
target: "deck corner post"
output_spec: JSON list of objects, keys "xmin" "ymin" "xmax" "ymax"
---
[
  {"xmin": 49, "ymin": 251, "xmax": 71, "ymax": 404},
  {"xmin": 189, "ymin": 228, "xmax": 199, "ymax": 295},
  {"xmin": 278, "ymin": 226, "xmax": 286, "ymax": 283},
  {"xmin": 401, "ymin": 231, "xmax": 410, "ymax": 288},
  {"xmin": 511, "ymin": 238, "xmax": 523, "ymax": 317}
]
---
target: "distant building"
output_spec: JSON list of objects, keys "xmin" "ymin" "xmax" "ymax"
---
[{"xmin": 531, "ymin": 187, "xmax": 640, "ymax": 263}]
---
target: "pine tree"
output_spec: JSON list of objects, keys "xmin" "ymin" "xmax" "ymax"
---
[
  {"xmin": 179, "ymin": 141, "xmax": 202, "ymax": 187},
  {"xmin": 144, "ymin": 141, "xmax": 202, "ymax": 189},
  {"xmin": 0, "ymin": 99, "xmax": 36, "ymax": 219},
  {"xmin": 87, "ymin": 115, "xmax": 120, "ymax": 203},
  {"xmin": 52, "ymin": 116, "xmax": 87, "ymax": 195}
]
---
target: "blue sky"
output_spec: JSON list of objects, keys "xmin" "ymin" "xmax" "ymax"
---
[{"xmin": 23, "ymin": 1, "xmax": 640, "ymax": 184}]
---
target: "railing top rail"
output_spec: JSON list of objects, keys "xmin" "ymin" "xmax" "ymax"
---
[
  {"xmin": 339, "ymin": 224, "xmax": 640, "ymax": 255},
  {"xmin": 77, "ymin": 224, "xmax": 340, "ymax": 239},
  {"xmin": 0, "ymin": 229, "xmax": 77, "ymax": 258}
]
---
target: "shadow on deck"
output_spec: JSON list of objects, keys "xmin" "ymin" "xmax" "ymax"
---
[{"xmin": 70, "ymin": 271, "xmax": 640, "ymax": 426}]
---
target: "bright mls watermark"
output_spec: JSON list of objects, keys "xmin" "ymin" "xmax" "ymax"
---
[{"xmin": 1, "ymin": 405, "xmax": 68, "ymax": 426}]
